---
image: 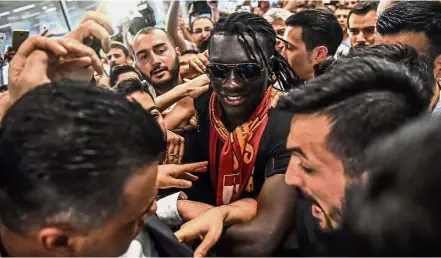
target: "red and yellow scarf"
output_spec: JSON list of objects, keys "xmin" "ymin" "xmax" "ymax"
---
[{"xmin": 209, "ymin": 88, "xmax": 273, "ymax": 206}]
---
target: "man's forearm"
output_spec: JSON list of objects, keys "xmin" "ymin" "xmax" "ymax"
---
[
  {"xmin": 177, "ymin": 200, "xmax": 214, "ymax": 222},
  {"xmin": 215, "ymin": 175, "xmax": 298, "ymax": 256},
  {"xmin": 154, "ymin": 84, "xmax": 187, "ymax": 112},
  {"xmin": 217, "ymin": 198, "xmax": 257, "ymax": 226},
  {"xmin": 165, "ymin": 0, "xmax": 187, "ymax": 52}
]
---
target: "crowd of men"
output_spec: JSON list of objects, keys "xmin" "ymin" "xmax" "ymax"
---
[{"xmin": 0, "ymin": 0, "xmax": 440, "ymax": 256}]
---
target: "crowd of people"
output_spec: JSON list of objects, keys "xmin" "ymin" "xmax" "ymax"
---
[{"xmin": 0, "ymin": 0, "xmax": 440, "ymax": 256}]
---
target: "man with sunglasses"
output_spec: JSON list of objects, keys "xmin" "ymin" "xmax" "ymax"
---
[
  {"xmin": 163, "ymin": 12, "xmax": 313, "ymax": 257},
  {"xmin": 348, "ymin": 2, "xmax": 378, "ymax": 48}
]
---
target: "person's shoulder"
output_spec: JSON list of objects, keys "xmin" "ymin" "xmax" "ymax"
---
[
  {"xmin": 260, "ymin": 108, "xmax": 293, "ymax": 153},
  {"xmin": 194, "ymin": 88, "xmax": 212, "ymax": 114}
]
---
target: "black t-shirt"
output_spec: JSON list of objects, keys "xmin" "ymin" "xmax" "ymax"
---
[{"xmin": 183, "ymin": 89, "xmax": 292, "ymax": 205}]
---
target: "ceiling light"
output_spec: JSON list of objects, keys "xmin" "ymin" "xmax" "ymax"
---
[
  {"xmin": 0, "ymin": 11, "xmax": 10, "ymax": 17},
  {"xmin": 0, "ymin": 23, "xmax": 11, "ymax": 29},
  {"xmin": 45, "ymin": 7, "xmax": 56, "ymax": 13},
  {"xmin": 22, "ymin": 12, "xmax": 40, "ymax": 19},
  {"xmin": 42, "ymin": 6, "xmax": 47, "ymax": 10},
  {"xmin": 13, "ymin": 4, "xmax": 36, "ymax": 13}
]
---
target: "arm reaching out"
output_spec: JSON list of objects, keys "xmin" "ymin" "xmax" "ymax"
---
[{"xmin": 166, "ymin": 0, "xmax": 188, "ymax": 52}]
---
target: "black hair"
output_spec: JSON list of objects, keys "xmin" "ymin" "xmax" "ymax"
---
[
  {"xmin": 110, "ymin": 41, "xmax": 130, "ymax": 57},
  {"xmin": 181, "ymin": 50, "xmax": 200, "ymax": 56},
  {"xmin": 377, "ymin": 1, "xmax": 441, "ymax": 62},
  {"xmin": 114, "ymin": 77, "xmax": 154, "ymax": 100},
  {"xmin": 295, "ymin": 4, "xmax": 315, "ymax": 10},
  {"xmin": 190, "ymin": 17, "xmax": 214, "ymax": 33},
  {"xmin": 110, "ymin": 65, "xmax": 142, "ymax": 87},
  {"xmin": 211, "ymin": 12, "xmax": 300, "ymax": 91},
  {"xmin": 0, "ymin": 80, "xmax": 165, "ymax": 234},
  {"xmin": 278, "ymin": 57, "xmax": 430, "ymax": 177},
  {"xmin": 134, "ymin": 27, "xmax": 176, "ymax": 49},
  {"xmin": 324, "ymin": 114, "xmax": 441, "ymax": 256},
  {"xmin": 286, "ymin": 9, "xmax": 343, "ymax": 56},
  {"xmin": 335, "ymin": 44, "xmax": 435, "ymax": 106},
  {"xmin": 348, "ymin": 1, "xmax": 378, "ymax": 26}
]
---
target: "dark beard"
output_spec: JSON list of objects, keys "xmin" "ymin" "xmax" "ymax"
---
[{"xmin": 139, "ymin": 56, "xmax": 180, "ymax": 94}]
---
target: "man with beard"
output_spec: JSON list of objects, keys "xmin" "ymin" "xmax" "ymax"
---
[
  {"xmin": 279, "ymin": 57, "xmax": 430, "ymax": 231},
  {"xmin": 133, "ymin": 27, "xmax": 209, "ymax": 130}
]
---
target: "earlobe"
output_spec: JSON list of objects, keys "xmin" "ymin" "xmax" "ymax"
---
[
  {"xmin": 313, "ymin": 46, "xmax": 329, "ymax": 65},
  {"xmin": 38, "ymin": 228, "xmax": 72, "ymax": 254},
  {"xmin": 176, "ymin": 47, "xmax": 181, "ymax": 57},
  {"xmin": 433, "ymin": 54, "xmax": 441, "ymax": 80}
]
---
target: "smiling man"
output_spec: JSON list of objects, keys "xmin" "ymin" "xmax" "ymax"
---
[
  {"xmin": 167, "ymin": 12, "xmax": 310, "ymax": 257},
  {"xmin": 278, "ymin": 57, "xmax": 430, "ymax": 231}
]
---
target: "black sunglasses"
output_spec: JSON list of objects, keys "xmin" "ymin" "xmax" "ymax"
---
[{"xmin": 206, "ymin": 63, "xmax": 264, "ymax": 83}]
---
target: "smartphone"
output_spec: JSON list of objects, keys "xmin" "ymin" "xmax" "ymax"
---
[
  {"xmin": 12, "ymin": 30, "xmax": 29, "ymax": 51},
  {"xmin": 0, "ymin": 33, "xmax": 6, "ymax": 60}
]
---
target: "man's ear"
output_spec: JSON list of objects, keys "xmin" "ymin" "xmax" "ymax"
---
[
  {"xmin": 312, "ymin": 46, "xmax": 329, "ymax": 66},
  {"xmin": 38, "ymin": 227, "xmax": 75, "ymax": 255},
  {"xmin": 175, "ymin": 47, "xmax": 181, "ymax": 58},
  {"xmin": 433, "ymin": 54, "xmax": 441, "ymax": 80}
]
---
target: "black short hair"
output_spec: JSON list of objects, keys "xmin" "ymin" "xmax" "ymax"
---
[
  {"xmin": 325, "ymin": 114, "xmax": 441, "ymax": 256},
  {"xmin": 191, "ymin": 17, "xmax": 214, "ymax": 33},
  {"xmin": 110, "ymin": 65, "xmax": 141, "ymax": 87},
  {"xmin": 377, "ymin": 1, "xmax": 441, "ymax": 61},
  {"xmin": 134, "ymin": 27, "xmax": 176, "ymax": 49},
  {"xmin": 181, "ymin": 50, "xmax": 199, "ymax": 56},
  {"xmin": 0, "ymin": 80, "xmax": 165, "ymax": 234},
  {"xmin": 110, "ymin": 41, "xmax": 130, "ymax": 57},
  {"xmin": 285, "ymin": 9, "xmax": 343, "ymax": 56},
  {"xmin": 114, "ymin": 77, "xmax": 154, "ymax": 100},
  {"xmin": 337, "ymin": 44, "xmax": 435, "ymax": 106},
  {"xmin": 348, "ymin": 1, "xmax": 378, "ymax": 26},
  {"xmin": 278, "ymin": 57, "xmax": 430, "ymax": 177},
  {"xmin": 211, "ymin": 12, "xmax": 300, "ymax": 90}
]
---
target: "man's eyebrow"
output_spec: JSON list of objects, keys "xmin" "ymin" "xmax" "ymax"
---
[
  {"xmin": 287, "ymin": 146, "xmax": 308, "ymax": 159},
  {"xmin": 276, "ymin": 36, "xmax": 295, "ymax": 47}
]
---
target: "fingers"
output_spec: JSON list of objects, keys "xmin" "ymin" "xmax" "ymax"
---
[
  {"xmin": 65, "ymin": 20, "xmax": 112, "ymax": 53},
  {"xmin": 202, "ymin": 50, "xmax": 209, "ymax": 58},
  {"xmin": 59, "ymin": 39, "xmax": 104, "ymax": 75},
  {"xmin": 190, "ymin": 59, "xmax": 204, "ymax": 74},
  {"xmin": 198, "ymin": 52, "xmax": 209, "ymax": 66},
  {"xmin": 183, "ymin": 172, "xmax": 199, "ymax": 181},
  {"xmin": 175, "ymin": 226, "xmax": 199, "ymax": 243},
  {"xmin": 177, "ymin": 161, "xmax": 208, "ymax": 173},
  {"xmin": 80, "ymin": 11, "xmax": 114, "ymax": 36},
  {"xmin": 194, "ymin": 230, "xmax": 219, "ymax": 257},
  {"xmin": 17, "ymin": 37, "xmax": 67, "ymax": 58},
  {"xmin": 165, "ymin": 177, "xmax": 193, "ymax": 189},
  {"xmin": 167, "ymin": 141, "xmax": 176, "ymax": 164},
  {"xmin": 173, "ymin": 136, "xmax": 181, "ymax": 164},
  {"xmin": 178, "ymin": 136, "xmax": 185, "ymax": 164}
]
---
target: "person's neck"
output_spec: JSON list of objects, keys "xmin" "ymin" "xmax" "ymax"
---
[
  {"xmin": 154, "ymin": 76, "xmax": 183, "ymax": 96},
  {"xmin": 431, "ymin": 81, "xmax": 440, "ymax": 110},
  {"xmin": 1, "ymin": 225, "xmax": 46, "ymax": 257},
  {"xmin": 342, "ymin": 31, "xmax": 348, "ymax": 42}
]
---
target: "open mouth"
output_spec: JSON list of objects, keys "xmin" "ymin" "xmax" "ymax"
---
[
  {"xmin": 222, "ymin": 95, "xmax": 248, "ymax": 106},
  {"xmin": 152, "ymin": 68, "xmax": 167, "ymax": 76}
]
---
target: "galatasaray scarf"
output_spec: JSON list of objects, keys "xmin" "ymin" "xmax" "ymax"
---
[{"xmin": 209, "ymin": 87, "xmax": 273, "ymax": 206}]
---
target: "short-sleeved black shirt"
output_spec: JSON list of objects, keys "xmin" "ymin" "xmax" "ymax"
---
[{"xmin": 183, "ymin": 89, "xmax": 292, "ymax": 205}]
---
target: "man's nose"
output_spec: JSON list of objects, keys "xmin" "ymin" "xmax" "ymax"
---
[{"xmin": 356, "ymin": 32, "xmax": 366, "ymax": 43}]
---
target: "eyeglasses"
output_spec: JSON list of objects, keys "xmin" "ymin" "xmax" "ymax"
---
[{"xmin": 206, "ymin": 63, "xmax": 264, "ymax": 83}]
